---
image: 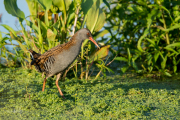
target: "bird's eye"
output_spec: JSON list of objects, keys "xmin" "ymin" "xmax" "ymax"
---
[{"xmin": 87, "ymin": 32, "xmax": 90, "ymax": 36}]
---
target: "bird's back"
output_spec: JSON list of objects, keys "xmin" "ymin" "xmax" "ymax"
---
[
  {"xmin": 29, "ymin": 37, "xmax": 82, "ymax": 77},
  {"xmin": 29, "ymin": 28, "xmax": 96, "ymax": 77}
]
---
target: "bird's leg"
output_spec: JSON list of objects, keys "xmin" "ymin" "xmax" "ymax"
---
[
  {"xmin": 42, "ymin": 77, "xmax": 47, "ymax": 91},
  {"xmin": 56, "ymin": 73, "xmax": 66, "ymax": 99},
  {"xmin": 42, "ymin": 72, "xmax": 44, "ymax": 78}
]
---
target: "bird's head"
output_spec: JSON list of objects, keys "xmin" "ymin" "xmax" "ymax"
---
[{"xmin": 77, "ymin": 28, "xmax": 100, "ymax": 49}]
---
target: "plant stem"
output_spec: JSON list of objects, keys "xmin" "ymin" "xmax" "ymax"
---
[
  {"xmin": 162, "ymin": 11, "xmax": 170, "ymax": 45},
  {"xmin": 19, "ymin": 20, "xmax": 29, "ymax": 47},
  {"xmin": 72, "ymin": 7, "xmax": 80, "ymax": 35}
]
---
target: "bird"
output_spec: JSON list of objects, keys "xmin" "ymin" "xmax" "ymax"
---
[{"xmin": 29, "ymin": 28, "xmax": 100, "ymax": 99}]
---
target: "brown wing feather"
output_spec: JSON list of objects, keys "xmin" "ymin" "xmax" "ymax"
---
[{"xmin": 37, "ymin": 34, "xmax": 77, "ymax": 69}]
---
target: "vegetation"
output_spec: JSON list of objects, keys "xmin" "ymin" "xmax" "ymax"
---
[
  {"xmin": 1, "ymin": 0, "xmax": 180, "ymax": 77},
  {"xmin": 0, "ymin": 68, "xmax": 179, "ymax": 119},
  {"xmin": 1, "ymin": 0, "xmax": 110, "ymax": 79},
  {"xmin": 0, "ymin": 0, "xmax": 180, "ymax": 119},
  {"xmin": 107, "ymin": 0, "xmax": 180, "ymax": 76}
]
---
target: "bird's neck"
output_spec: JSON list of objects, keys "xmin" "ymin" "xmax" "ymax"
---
[{"xmin": 68, "ymin": 34, "xmax": 84, "ymax": 48}]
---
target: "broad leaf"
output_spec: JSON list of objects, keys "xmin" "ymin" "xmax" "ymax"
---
[
  {"xmin": 37, "ymin": 0, "xmax": 52, "ymax": 10},
  {"xmin": 47, "ymin": 29, "xmax": 56, "ymax": 49},
  {"xmin": 53, "ymin": 0, "xmax": 72, "ymax": 11},
  {"xmin": 81, "ymin": 0, "xmax": 95, "ymax": 15},
  {"xmin": 89, "ymin": 45, "xmax": 110, "ymax": 62},
  {"xmin": 86, "ymin": 0, "xmax": 100, "ymax": 32},
  {"xmin": 4, "ymin": 0, "xmax": 25, "ymax": 19},
  {"xmin": 47, "ymin": 29, "xmax": 56, "ymax": 41},
  {"xmin": 94, "ymin": 9, "xmax": 106, "ymax": 32}
]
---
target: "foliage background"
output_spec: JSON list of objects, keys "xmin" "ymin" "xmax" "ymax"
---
[
  {"xmin": 0, "ymin": 0, "xmax": 180, "ymax": 119},
  {"xmin": 1, "ymin": 0, "xmax": 180, "ymax": 77}
]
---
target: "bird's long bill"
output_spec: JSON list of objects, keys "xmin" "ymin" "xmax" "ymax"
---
[{"xmin": 89, "ymin": 37, "xmax": 100, "ymax": 49}]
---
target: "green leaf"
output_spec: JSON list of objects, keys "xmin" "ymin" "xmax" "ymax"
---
[
  {"xmin": 164, "ymin": 71, "xmax": 172, "ymax": 77},
  {"xmin": 95, "ymin": 29, "xmax": 109, "ymax": 39},
  {"xmin": 37, "ymin": 0, "xmax": 52, "ymax": 10},
  {"xmin": 36, "ymin": 0, "xmax": 52, "ymax": 26},
  {"xmin": 38, "ymin": 19, "xmax": 43, "ymax": 46},
  {"xmin": 173, "ymin": 57, "xmax": 177, "ymax": 73},
  {"xmin": 0, "ymin": 24, "xmax": 17, "ymax": 37},
  {"xmin": 0, "ymin": 32, "xmax": 2, "ymax": 39},
  {"xmin": 26, "ymin": 0, "xmax": 37, "ymax": 16},
  {"xmin": 53, "ymin": 0, "xmax": 72, "ymax": 11},
  {"xmin": 81, "ymin": 0, "xmax": 94, "ymax": 15},
  {"xmin": 47, "ymin": 29, "xmax": 56, "ymax": 49},
  {"xmin": 137, "ymin": 8, "xmax": 159, "ymax": 52},
  {"xmin": 25, "ymin": 20, "xmax": 39, "ymax": 34},
  {"xmin": 53, "ymin": 0, "xmax": 72, "ymax": 24},
  {"xmin": 89, "ymin": 45, "xmax": 110, "ymax": 62},
  {"xmin": 147, "ymin": 8, "xmax": 159, "ymax": 29},
  {"xmin": 103, "ymin": 0, "xmax": 110, "ymax": 10},
  {"xmin": 36, "ymin": 18, "xmax": 47, "ymax": 37},
  {"xmin": 174, "ymin": 16, "xmax": 180, "ymax": 23},
  {"xmin": 47, "ymin": 29, "xmax": 56, "ymax": 41},
  {"xmin": 4, "ymin": 0, "xmax": 25, "ymax": 19},
  {"xmin": 121, "ymin": 65, "xmax": 129, "ymax": 73},
  {"xmin": 146, "ymin": 38, "xmax": 159, "ymax": 50},
  {"xmin": 164, "ymin": 47, "xmax": 178, "ymax": 54},
  {"xmin": 16, "ymin": 41, "xmax": 28, "ymax": 52},
  {"xmin": 57, "ymin": 0, "xmax": 65, "ymax": 11},
  {"xmin": 147, "ymin": 53, "xmax": 152, "ymax": 66},
  {"xmin": 66, "ymin": 8, "xmax": 75, "ymax": 25},
  {"xmin": 64, "ymin": 0, "xmax": 72, "ymax": 11},
  {"xmin": 132, "ymin": 58, "xmax": 138, "ymax": 71},
  {"xmin": 137, "ymin": 28, "xmax": 149, "ymax": 52},
  {"xmin": 173, "ymin": 56, "xmax": 177, "ymax": 65},
  {"xmin": 161, "ymin": 55, "xmax": 167, "ymax": 70},
  {"xmin": 104, "ymin": 65, "xmax": 114, "ymax": 73},
  {"xmin": 94, "ymin": 9, "xmax": 106, "ymax": 32},
  {"xmin": 86, "ymin": 0, "xmax": 100, "ymax": 32},
  {"xmin": 173, "ymin": 65, "xmax": 177, "ymax": 73},
  {"xmin": 166, "ymin": 42, "xmax": 180, "ymax": 48},
  {"xmin": 127, "ymin": 48, "xmax": 131, "ymax": 62},
  {"xmin": 115, "ymin": 57, "xmax": 128, "ymax": 62},
  {"xmin": 154, "ymin": 52, "xmax": 160, "ymax": 62},
  {"xmin": 146, "ymin": 38, "xmax": 155, "ymax": 45},
  {"xmin": 158, "ymin": 24, "xmax": 180, "ymax": 32},
  {"xmin": 0, "ymin": 37, "xmax": 9, "ymax": 43},
  {"xmin": 159, "ymin": 5, "xmax": 173, "ymax": 22}
]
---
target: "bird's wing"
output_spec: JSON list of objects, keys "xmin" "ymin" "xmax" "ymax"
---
[
  {"xmin": 36, "ymin": 43, "xmax": 67, "ymax": 70},
  {"xmin": 37, "ymin": 44, "xmax": 63, "ymax": 65},
  {"xmin": 37, "ymin": 39, "xmax": 76, "ymax": 66}
]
